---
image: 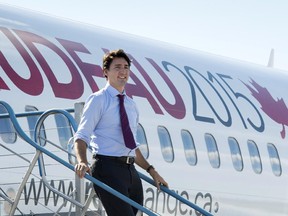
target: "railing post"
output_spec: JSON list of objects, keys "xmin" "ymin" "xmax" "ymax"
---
[
  {"xmin": 74, "ymin": 102, "xmax": 85, "ymax": 215},
  {"xmin": 74, "ymin": 102, "xmax": 84, "ymax": 125}
]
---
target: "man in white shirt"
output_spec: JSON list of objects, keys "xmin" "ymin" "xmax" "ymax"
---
[{"xmin": 74, "ymin": 49, "xmax": 168, "ymax": 216}]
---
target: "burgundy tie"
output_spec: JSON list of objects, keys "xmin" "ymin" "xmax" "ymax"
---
[{"xmin": 117, "ymin": 94, "xmax": 137, "ymax": 149}]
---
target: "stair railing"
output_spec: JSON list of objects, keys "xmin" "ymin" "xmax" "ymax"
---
[{"xmin": 0, "ymin": 100, "xmax": 213, "ymax": 216}]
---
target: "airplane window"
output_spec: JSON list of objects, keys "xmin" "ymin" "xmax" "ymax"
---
[
  {"xmin": 54, "ymin": 114, "xmax": 73, "ymax": 150},
  {"xmin": 204, "ymin": 133, "xmax": 220, "ymax": 168},
  {"xmin": 267, "ymin": 143, "xmax": 282, "ymax": 176},
  {"xmin": 247, "ymin": 140, "xmax": 262, "ymax": 174},
  {"xmin": 0, "ymin": 104, "xmax": 17, "ymax": 144},
  {"xmin": 157, "ymin": 126, "xmax": 174, "ymax": 163},
  {"xmin": 25, "ymin": 105, "xmax": 46, "ymax": 146},
  {"xmin": 137, "ymin": 123, "xmax": 149, "ymax": 159},
  {"xmin": 181, "ymin": 129, "xmax": 197, "ymax": 166},
  {"xmin": 228, "ymin": 137, "xmax": 243, "ymax": 171}
]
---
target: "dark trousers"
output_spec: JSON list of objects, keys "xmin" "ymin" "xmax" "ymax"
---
[{"xmin": 91, "ymin": 156, "xmax": 143, "ymax": 216}]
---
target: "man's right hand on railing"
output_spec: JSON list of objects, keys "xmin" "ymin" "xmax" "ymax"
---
[
  {"xmin": 74, "ymin": 161, "xmax": 91, "ymax": 178},
  {"xmin": 74, "ymin": 139, "xmax": 91, "ymax": 178}
]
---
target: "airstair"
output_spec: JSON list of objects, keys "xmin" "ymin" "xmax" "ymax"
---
[{"xmin": 0, "ymin": 100, "xmax": 213, "ymax": 216}]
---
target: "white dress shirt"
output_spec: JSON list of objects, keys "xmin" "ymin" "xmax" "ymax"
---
[{"xmin": 74, "ymin": 83, "xmax": 139, "ymax": 157}]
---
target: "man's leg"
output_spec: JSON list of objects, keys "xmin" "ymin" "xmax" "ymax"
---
[
  {"xmin": 128, "ymin": 165, "xmax": 143, "ymax": 215},
  {"xmin": 91, "ymin": 159, "xmax": 138, "ymax": 216}
]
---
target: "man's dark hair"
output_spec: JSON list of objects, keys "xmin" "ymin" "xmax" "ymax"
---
[{"xmin": 103, "ymin": 49, "xmax": 131, "ymax": 71}]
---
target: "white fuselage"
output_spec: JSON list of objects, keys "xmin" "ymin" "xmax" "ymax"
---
[{"xmin": 0, "ymin": 4, "xmax": 288, "ymax": 216}]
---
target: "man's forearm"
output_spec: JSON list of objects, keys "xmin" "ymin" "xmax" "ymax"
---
[{"xmin": 74, "ymin": 139, "xmax": 88, "ymax": 164}]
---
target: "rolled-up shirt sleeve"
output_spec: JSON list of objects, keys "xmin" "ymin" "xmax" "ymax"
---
[{"xmin": 74, "ymin": 93, "xmax": 103, "ymax": 146}]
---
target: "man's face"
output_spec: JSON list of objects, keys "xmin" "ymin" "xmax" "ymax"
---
[{"xmin": 104, "ymin": 57, "xmax": 130, "ymax": 92}]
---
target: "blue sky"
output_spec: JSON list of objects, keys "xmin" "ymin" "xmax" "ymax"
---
[{"xmin": 0, "ymin": 0, "xmax": 287, "ymax": 71}]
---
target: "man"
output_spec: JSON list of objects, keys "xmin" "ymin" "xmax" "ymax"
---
[{"xmin": 74, "ymin": 49, "xmax": 168, "ymax": 216}]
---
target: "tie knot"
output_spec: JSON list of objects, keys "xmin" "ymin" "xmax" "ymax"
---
[{"xmin": 117, "ymin": 94, "xmax": 125, "ymax": 102}]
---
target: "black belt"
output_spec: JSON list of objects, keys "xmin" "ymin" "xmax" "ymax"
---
[{"xmin": 94, "ymin": 155, "xmax": 135, "ymax": 165}]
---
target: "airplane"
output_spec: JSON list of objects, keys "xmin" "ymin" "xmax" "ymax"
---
[{"xmin": 0, "ymin": 3, "xmax": 288, "ymax": 216}]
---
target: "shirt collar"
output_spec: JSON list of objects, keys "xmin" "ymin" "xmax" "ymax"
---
[{"xmin": 104, "ymin": 83, "xmax": 126, "ymax": 97}]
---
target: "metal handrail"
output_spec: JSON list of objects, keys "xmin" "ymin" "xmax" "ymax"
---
[
  {"xmin": 0, "ymin": 101, "xmax": 157, "ymax": 216},
  {"xmin": 138, "ymin": 173, "xmax": 213, "ymax": 216},
  {"xmin": 0, "ymin": 188, "xmax": 25, "ymax": 215},
  {"xmin": 33, "ymin": 109, "xmax": 86, "ymax": 211},
  {"xmin": 0, "ymin": 108, "xmax": 74, "ymax": 119},
  {"xmin": 33, "ymin": 109, "xmax": 100, "ymax": 215},
  {"xmin": 0, "ymin": 100, "xmax": 213, "ymax": 216}
]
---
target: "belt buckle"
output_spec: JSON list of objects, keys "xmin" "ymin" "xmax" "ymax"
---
[{"xmin": 126, "ymin": 157, "xmax": 133, "ymax": 164}]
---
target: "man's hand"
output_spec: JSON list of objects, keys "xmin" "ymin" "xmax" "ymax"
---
[
  {"xmin": 74, "ymin": 162, "xmax": 91, "ymax": 178},
  {"xmin": 149, "ymin": 169, "xmax": 169, "ymax": 190},
  {"xmin": 74, "ymin": 139, "xmax": 90, "ymax": 178}
]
